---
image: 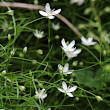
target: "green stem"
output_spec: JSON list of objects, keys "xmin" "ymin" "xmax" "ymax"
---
[{"xmin": 48, "ymin": 19, "xmax": 51, "ymax": 64}]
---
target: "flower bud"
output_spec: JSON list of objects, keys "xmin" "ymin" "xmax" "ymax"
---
[
  {"xmin": 32, "ymin": 60, "xmax": 37, "ymax": 64},
  {"xmin": 23, "ymin": 47, "xmax": 27, "ymax": 54},
  {"xmin": 19, "ymin": 86, "xmax": 26, "ymax": 91},
  {"xmin": 95, "ymin": 96, "xmax": 103, "ymax": 102},
  {"xmin": 8, "ymin": 34, "xmax": 11, "ymax": 40},
  {"xmin": 34, "ymin": 0, "xmax": 38, "ymax": 5},
  {"xmin": 7, "ymin": 10, "xmax": 14, "ymax": 15},
  {"xmin": 55, "ymin": 35, "xmax": 60, "ymax": 39},
  {"xmin": 2, "ymin": 70, "xmax": 6, "ymax": 75},
  {"xmin": 10, "ymin": 48, "xmax": 15, "ymax": 56},
  {"xmin": 36, "ymin": 49, "xmax": 43, "ymax": 55}
]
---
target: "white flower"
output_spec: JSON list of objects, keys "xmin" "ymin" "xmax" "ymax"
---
[
  {"xmin": 66, "ymin": 49, "xmax": 82, "ymax": 59},
  {"xmin": 81, "ymin": 36, "xmax": 97, "ymax": 46},
  {"xmin": 35, "ymin": 88, "xmax": 47, "ymax": 103},
  {"xmin": 58, "ymin": 63, "xmax": 73, "ymax": 74},
  {"xmin": 34, "ymin": 30, "xmax": 44, "ymax": 39},
  {"xmin": 23, "ymin": 47, "xmax": 27, "ymax": 54},
  {"xmin": 57, "ymin": 81, "xmax": 77, "ymax": 97},
  {"xmin": 39, "ymin": 3, "xmax": 61, "ymax": 19},
  {"xmin": 61, "ymin": 38, "xmax": 76, "ymax": 53},
  {"xmin": 52, "ymin": 22, "xmax": 60, "ymax": 31},
  {"xmin": 70, "ymin": 0, "xmax": 85, "ymax": 5}
]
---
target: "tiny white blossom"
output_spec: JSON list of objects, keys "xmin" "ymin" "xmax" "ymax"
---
[
  {"xmin": 23, "ymin": 47, "xmax": 27, "ymax": 54},
  {"xmin": 58, "ymin": 63, "xmax": 73, "ymax": 74},
  {"xmin": 57, "ymin": 81, "xmax": 77, "ymax": 97},
  {"xmin": 66, "ymin": 49, "xmax": 82, "ymax": 59},
  {"xmin": 39, "ymin": 3, "xmax": 61, "ymax": 19},
  {"xmin": 34, "ymin": 30, "xmax": 44, "ymax": 39},
  {"xmin": 61, "ymin": 38, "xmax": 76, "ymax": 53},
  {"xmin": 52, "ymin": 22, "xmax": 60, "ymax": 31},
  {"xmin": 35, "ymin": 88, "xmax": 47, "ymax": 103},
  {"xmin": 70, "ymin": 0, "xmax": 85, "ymax": 6},
  {"xmin": 81, "ymin": 36, "xmax": 97, "ymax": 46}
]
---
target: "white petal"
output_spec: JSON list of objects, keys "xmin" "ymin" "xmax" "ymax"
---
[
  {"xmin": 61, "ymin": 47, "xmax": 67, "ymax": 52},
  {"xmin": 67, "ymin": 93, "xmax": 74, "ymax": 97},
  {"xmin": 73, "ymin": 49, "xmax": 81, "ymax": 55},
  {"xmin": 48, "ymin": 16, "xmax": 54, "ymax": 19},
  {"xmin": 81, "ymin": 36, "xmax": 87, "ymax": 44},
  {"xmin": 45, "ymin": 3, "xmax": 51, "ymax": 13},
  {"xmin": 61, "ymin": 38, "xmax": 68, "ymax": 49},
  {"xmin": 68, "ymin": 40, "xmax": 75, "ymax": 49},
  {"xmin": 35, "ymin": 90, "xmax": 38, "ymax": 94},
  {"xmin": 40, "ymin": 89, "xmax": 45, "ymax": 94},
  {"xmin": 57, "ymin": 88, "xmax": 65, "ymax": 93},
  {"xmin": 68, "ymin": 86, "xmax": 77, "ymax": 92},
  {"xmin": 62, "ymin": 81, "xmax": 67, "ymax": 91},
  {"xmin": 51, "ymin": 9, "xmax": 61, "ymax": 15},
  {"xmin": 90, "ymin": 42, "xmax": 97, "ymax": 45},
  {"xmin": 88, "ymin": 37, "xmax": 93, "ymax": 42},
  {"xmin": 63, "ymin": 63, "xmax": 69, "ymax": 72},
  {"xmin": 39, "ymin": 11, "xmax": 48, "ymax": 16},
  {"xmin": 42, "ymin": 94, "xmax": 47, "ymax": 99},
  {"xmin": 63, "ymin": 71, "xmax": 73, "ymax": 74}
]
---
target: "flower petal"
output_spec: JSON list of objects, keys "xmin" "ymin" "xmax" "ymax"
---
[
  {"xmin": 61, "ymin": 38, "xmax": 68, "ymax": 49},
  {"xmin": 57, "ymin": 88, "xmax": 65, "ymax": 93},
  {"xmin": 48, "ymin": 16, "xmax": 55, "ymax": 19},
  {"xmin": 42, "ymin": 94, "xmax": 47, "ymax": 99},
  {"xmin": 62, "ymin": 81, "xmax": 67, "ymax": 91},
  {"xmin": 73, "ymin": 49, "xmax": 81, "ymax": 55},
  {"xmin": 68, "ymin": 86, "xmax": 77, "ymax": 92},
  {"xmin": 88, "ymin": 37, "xmax": 93, "ymax": 42},
  {"xmin": 45, "ymin": 3, "xmax": 51, "ymax": 13},
  {"xmin": 67, "ymin": 93, "xmax": 74, "ymax": 97},
  {"xmin": 39, "ymin": 11, "xmax": 48, "ymax": 16},
  {"xmin": 63, "ymin": 71, "xmax": 73, "ymax": 74},
  {"xmin": 63, "ymin": 63, "xmax": 69, "ymax": 72},
  {"xmin": 51, "ymin": 9, "xmax": 61, "ymax": 15},
  {"xmin": 81, "ymin": 36, "xmax": 87, "ymax": 44},
  {"xmin": 90, "ymin": 42, "xmax": 97, "ymax": 45},
  {"xmin": 68, "ymin": 40, "xmax": 75, "ymax": 49}
]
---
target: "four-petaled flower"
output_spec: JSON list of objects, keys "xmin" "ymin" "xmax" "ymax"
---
[
  {"xmin": 35, "ymin": 88, "xmax": 47, "ymax": 103},
  {"xmin": 58, "ymin": 63, "xmax": 74, "ymax": 74},
  {"xmin": 66, "ymin": 49, "xmax": 82, "ymax": 59},
  {"xmin": 61, "ymin": 38, "xmax": 76, "ymax": 53},
  {"xmin": 81, "ymin": 36, "xmax": 97, "ymax": 46},
  {"xmin": 39, "ymin": 3, "xmax": 61, "ymax": 19},
  {"xmin": 57, "ymin": 81, "xmax": 77, "ymax": 97},
  {"xmin": 34, "ymin": 30, "xmax": 44, "ymax": 39}
]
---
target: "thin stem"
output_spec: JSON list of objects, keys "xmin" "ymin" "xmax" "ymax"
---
[{"xmin": 48, "ymin": 19, "xmax": 51, "ymax": 64}]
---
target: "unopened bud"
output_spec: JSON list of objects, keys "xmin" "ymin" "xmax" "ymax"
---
[
  {"xmin": 19, "ymin": 86, "xmax": 26, "ymax": 91},
  {"xmin": 95, "ymin": 96, "xmax": 103, "ymax": 102},
  {"xmin": 7, "ymin": 10, "xmax": 14, "ymax": 15},
  {"xmin": 2, "ymin": 70, "xmax": 6, "ymax": 75},
  {"xmin": 23, "ymin": 47, "xmax": 27, "ymax": 54},
  {"xmin": 8, "ymin": 34, "xmax": 11, "ymax": 40}
]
